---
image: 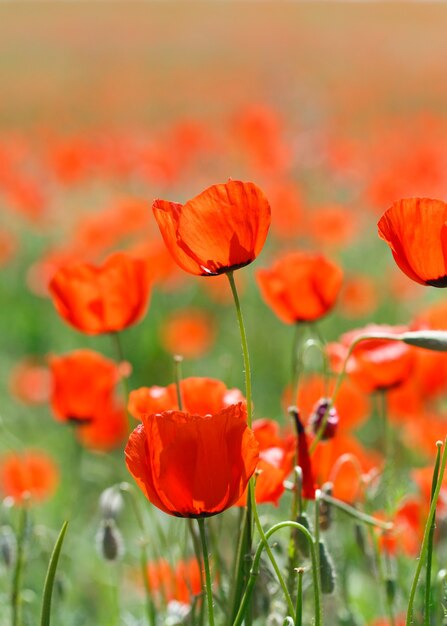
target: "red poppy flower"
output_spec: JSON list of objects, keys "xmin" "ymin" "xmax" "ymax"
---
[
  {"xmin": 0, "ymin": 451, "xmax": 59, "ymax": 504},
  {"xmin": 49, "ymin": 251, "xmax": 151, "ymax": 334},
  {"xmin": 76, "ymin": 400, "xmax": 128, "ymax": 452},
  {"xmin": 152, "ymin": 180, "xmax": 271, "ymax": 276},
  {"xmin": 378, "ymin": 198, "xmax": 447, "ymax": 287},
  {"xmin": 329, "ymin": 324, "xmax": 415, "ymax": 394},
  {"xmin": 256, "ymin": 251, "xmax": 343, "ymax": 324},
  {"xmin": 49, "ymin": 349, "xmax": 122, "ymax": 422},
  {"xmin": 125, "ymin": 402, "xmax": 259, "ymax": 517},
  {"xmin": 236, "ymin": 419, "xmax": 295, "ymax": 507},
  {"xmin": 128, "ymin": 377, "xmax": 244, "ymax": 421},
  {"xmin": 147, "ymin": 557, "xmax": 202, "ymax": 605}
]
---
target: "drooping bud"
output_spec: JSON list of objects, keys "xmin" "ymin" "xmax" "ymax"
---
[
  {"xmin": 99, "ymin": 487, "xmax": 124, "ymax": 520},
  {"xmin": 96, "ymin": 519, "xmax": 124, "ymax": 561},
  {"xmin": 318, "ymin": 541, "xmax": 336, "ymax": 594},
  {"xmin": 310, "ymin": 398, "xmax": 339, "ymax": 440},
  {"xmin": 295, "ymin": 513, "xmax": 312, "ymax": 558},
  {"xmin": 401, "ymin": 330, "xmax": 447, "ymax": 352},
  {"xmin": 0, "ymin": 525, "xmax": 17, "ymax": 568}
]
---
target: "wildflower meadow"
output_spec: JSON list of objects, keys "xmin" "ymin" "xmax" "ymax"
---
[{"xmin": 2, "ymin": 4, "xmax": 447, "ymax": 626}]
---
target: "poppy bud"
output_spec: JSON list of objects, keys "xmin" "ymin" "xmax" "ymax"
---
[
  {"xmin": 295, "ymin": 513, "xmax": 312, "ymax": 558},
  {"xmin": 318, "ymin": 541, "xmax": 336, "ymax": 594},
  {"xmin": 401, "ymin": 330, "xmax": 447, "ymax": 352},
  {"xmin": 385, "ymin": 577, "xmax": 396, "ymax": 605},
  {"xmin": 99, "ymin": 487, "xmax": 123, "ymax": 520},
  {"xmin": 0, "ymin": 525, "xmax": 16, "ymax": 568},
  {"xmin": 96, "ymin": 519, "xmax": 124, "ymax": 561},
  {"xmin": 310, "ymin": 398, "xmax": 339, "ymax": 440}
]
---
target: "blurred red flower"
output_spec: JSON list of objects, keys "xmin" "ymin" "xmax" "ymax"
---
[
  {"xmin": 0, "ymin": 452, "xmax": 58, "ymax": 504},
  {"xmin": 9, "ymin": 358, "xmax": 51, "ymax": 405},
  {"xmin": 160, "ymin": 309, "xmax": 215, "ymax": 359},
  {"xmin": 128, "ymin": 377, "xmax": 244, "ymax": 421},
  {"xmin": 49, "ymin": 251, "xmax": 151, "ymax": 334},
  {"xmin": 329, "ymin": 324, "xmax": 415, "ymax": 394},
  {"xmin": 256, "ymin": 251, "xmax": 343, "ymax": 323},
  {"xmin": 76, "ymin": 401, "xmax": 128, "ymax": 452},
  {"xmin": 125, "ymin": 403, "xmax": 259, "ymax": 517},
  {"xmin": 378, "ymin": 197, "xmax": 447, "ymax": 287},
  {"xmin": 147, "ymin": 557, "xmax": 202, "ymax": 605},
  {"xmin": 153, "ymin": 180, "xmax": 271, "ymax": 276},
  {"xmin": 236, "ymin": 418, "xmax": 295, "ymax": 506},
  {"xmin": 49, "ymin": 349, "xmax": 122, "ymax": 423}
]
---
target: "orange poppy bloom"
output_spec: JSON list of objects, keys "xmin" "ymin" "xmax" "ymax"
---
[
  {"xmin": 125, "ymin": 402, "xmax": 259, "ymax": 517},
  {"xmin": 147, "ymin": 557, "xmax": 202, "ymax": 605},
  {"xmin": 128, "ymin": 377, "xmax": 244, "ymax": 421},
  {"xmin": 0, "ymin": 451, "xmax": 59, "ymax": 504},
  {"xmin": 152, "ymin": 180, "xmax": 271, "ymax": 276},
  {"xmin": 378, "ymin": 198, "xmax": 447, "ymax": 287},
  {"xmin": 329, "ymin": 324, "xmax": 415, "ymax": 394},
  {"xmin": 77, "ymin": 401, "xmax": 128, "ymax": 451},
  {"xmin": 49, "ymin": 251, "xmax": 151, "ymax": 334},
  {"xmin": 256, "ymin": 251, "xmax": 343, "ymax": 323},
  {"xmin": 160, "ymin": 309, "xmax": 215, "ymax": 359},
  {"xmin": 49, "ymin": 349, "xmax": 122, "ymax": 422}
]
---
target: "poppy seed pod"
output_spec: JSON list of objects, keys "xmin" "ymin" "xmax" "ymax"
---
[
  {"xmin": 152, "ymin": 180, "xmax": 271, "ymax": 277},
  {"xmin": 310, "ymin": 398, "xmax": 339, "ymax": 441}
]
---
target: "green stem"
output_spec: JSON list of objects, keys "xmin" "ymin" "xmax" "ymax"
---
[
  {"xmin": 173, "ymin": 355, "xmax": 184, "ymax": 410},
  {"xmin": 287, "ymin": 467, "xmax": 303, "ymax": 597},
  {"xmin": 119, "ymin": 483, "xmax": 156, "ymax": 626},
  {"xmin": 318, "ymin": 492, "xmax": 393, "ymax": 530},
  {"xmin": 249, "ymin": 481, "xmax": 296, "ymax": 619},
  {"xmin": 112, "ymin": 332, "xmax": 131, "ymax": 427},
  {"xmin": 233, "ymin": 521, "xmax": 322, "ymax": 626},
  {"xmin": 407, "ymin": 439, "xmax": 447, "ymax": 625},
  {"xmin": 370, "ymin": 529, "xmax": 395, "ymax": 626},
  {"xmin": 226, "ymin": 271, "xmax": 252, "ymax": 428},
  {"xmin": 11, "ymin": 505, "xmax": 28, "ymax": 626},
  {"xmin": 197, "ymin": 518, "xmax": 215, "ymax": 626},
  {"xmin": 295, "ymin": 568, "xmax": 304, "ymax": 626},
  {"xmin": 226, "ymin": 270, "xmax": 254, "ymax": 623},
  {"xmin": 424, "ymin": 440, "xmax": 442, "ymax": 626}
]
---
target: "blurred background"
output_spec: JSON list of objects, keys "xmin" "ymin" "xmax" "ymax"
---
[{"xmin": 2, "ymin": 4, "xmax": 447, "ymax": 625}]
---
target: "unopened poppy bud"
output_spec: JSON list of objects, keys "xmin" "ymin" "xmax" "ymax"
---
[
  {"xmin": 385, "ymin": 577, "xmax": 396, "ymax": 605},
  {"xmin": 319, "ymin": 482, "xmax": 333, "ymax": 531},
  {"xmin": 96, "ymin": 519, "xmax": 124, "ymax": 561},
  {"xmin": 0, "ymin": 525, "xmax": 16, "ymax": 568},
  {"xmin": 99, "ymin": 487, "xmax": 124, "ymax": 520},
  {"xmin": 310, "ymin": 398, "xmax": 339, "ymax": 440},
  {"xmin": 401, "ymin": 330, "xmax": 447, "ymax": 351},
  {"xmin": 295, "ymin": 513, "xmax": 311, "ymax": 558},
  {"xmin": 318, "ymin": 541, "xmax": 336, "ymax": 594}
]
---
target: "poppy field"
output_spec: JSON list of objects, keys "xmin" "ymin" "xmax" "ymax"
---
[{"xmin": 3, "ymin": 4, "xmax": 447, "ymax": 626}]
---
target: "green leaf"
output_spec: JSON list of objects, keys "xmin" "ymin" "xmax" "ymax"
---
[{"xmin": 40, "ymin": 521, "xmax": 68, "ymax": 626}]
